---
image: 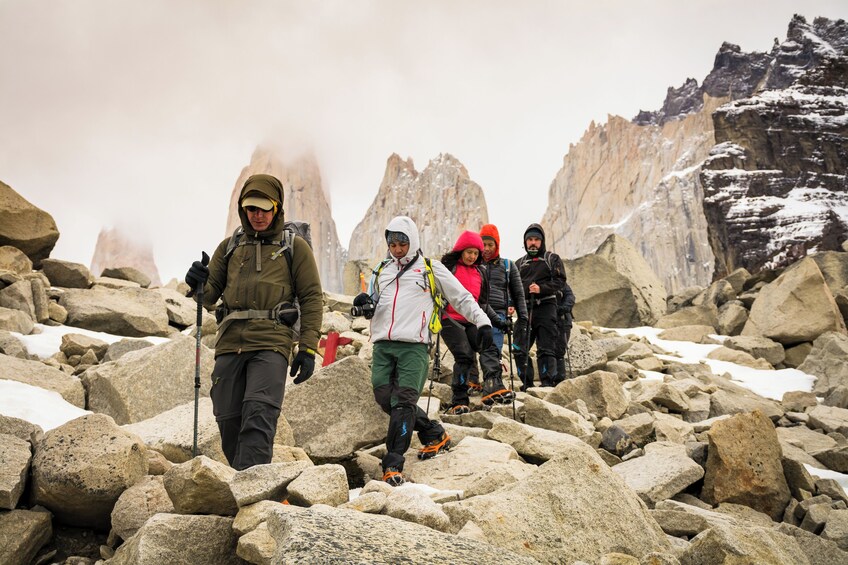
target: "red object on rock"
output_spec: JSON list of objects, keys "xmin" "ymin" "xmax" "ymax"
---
[{"xmin": 319, "ymin": 331, "xmax": 353, "ymax": 366}]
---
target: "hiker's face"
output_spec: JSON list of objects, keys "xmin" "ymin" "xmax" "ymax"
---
[
  {"xmin": 482, "ymin": 240, "xmax": 497, "ymax": 261},
  {"xmin": 246, "ymin": 207, "xmax": 274, "ymax": 232},
  {"xmin": 461, "ymin": 248, "xmax": 479, "ymax": 266},
  {"xmin": 389, "ymin": 241, "xmax": 409, "ymax": 259},
  {"xmin": 525, "ymin": 236, "xmax": 542, "ymax": 252}
]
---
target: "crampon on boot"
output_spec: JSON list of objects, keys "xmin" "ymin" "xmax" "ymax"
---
[
  {"xmin": 481, "ymin": 378, "xmax": 516, "ymax": 406},
  {"xmin": 445, "ymin": 405, "xmax": 470, "ymax": 415},
  {"xmin": 417, "ymin": 432, "xmax": 451, "ymax": 460},
  {"xmin": 382, "ymin": 467, "xmax": 406, "ymax": 486},
  {"xmin": 467, "ymin": 381, "xmax": 483, "ymax": 395}
]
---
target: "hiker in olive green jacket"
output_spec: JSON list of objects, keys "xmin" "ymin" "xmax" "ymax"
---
[{"xmin": 185, "ymin": 174, "xmax": 323, "ymax": 470}]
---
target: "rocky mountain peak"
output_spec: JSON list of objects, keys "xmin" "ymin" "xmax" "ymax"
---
[
  {"xmin": 90, "ymin": 227, "xmax": 162, "ymax": 287},
  {"xmin": 225, "ymin": 147, "xmax": 347, "ymax": 292},
  {"xmin": 347, "ymin": 152, "xmax": 488, "ymax": 266}
]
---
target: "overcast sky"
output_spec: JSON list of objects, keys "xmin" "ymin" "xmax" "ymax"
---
[{"xmin": 2, "ymin": 1, "xmax": 846, "ymax": 282}]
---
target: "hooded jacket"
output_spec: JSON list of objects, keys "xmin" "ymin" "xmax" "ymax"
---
[
  {"xmin": 516, "ymin": 223, "xmax": 566, "ymax": 300},
  {"xmin": 202, "ymin": 174, "xmax": 323, "ymax": 357},
  {"xmin": 369, "ymin": 216, "xmax": 490, "ymax": 344},
  {"xmin": 441, "ymin": 230, "xmax": 486, "ymax": 323},
  {"xmin": 480, "ymin": 224, "xmax": 528, "ymax": 321}
]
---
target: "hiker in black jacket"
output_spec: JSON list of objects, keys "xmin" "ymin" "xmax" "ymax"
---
[
  {"xmin": 514, "ymin": 224, "xmax": 566, "ymax": 389},
  {"xmin": 556, "ymin": 282, "xmax": 576, "ymax": 379}
]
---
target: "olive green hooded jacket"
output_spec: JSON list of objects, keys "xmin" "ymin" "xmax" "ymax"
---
[{"xmin": 201, "ymin": 174, "xmax": 323, "ymax": 358}]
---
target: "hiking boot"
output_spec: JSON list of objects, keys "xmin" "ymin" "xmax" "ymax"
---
[
  {"xmin": 467, "ymin": 381, "xmax": 483, "ymax": 395},
  {"xmin": 482, "ymin": 378, "xmax": 515, "ymax": 406},
  {"xmin": 382, "ymin": 467, "xmax": 406, "ymax": 486},
  {"xmin": 417, "ymin": 432, "xmax": 451, "ymax": 460},
  {"xmin": 445, "ymin": 405, "xmax": 470, "ymax": 415}
]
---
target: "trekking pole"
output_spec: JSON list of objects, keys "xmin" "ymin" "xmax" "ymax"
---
[
  {"xmin": 565, "ymin": 334, "xmax": 574, "ymax": 380},
  {"xmin": 426, "ymin": 331, "xmax": 441, "ymax": 416},
  {"xmin": 506, "ymin": 318, "xmax": 517, "ymax": 421},
  {"xmin": 192, "ymin": 251, "xmax": 209, "ymax": 458},
  {"xmin": 522, "ymin": 299, "xmax": 534, "ymax": 390}
]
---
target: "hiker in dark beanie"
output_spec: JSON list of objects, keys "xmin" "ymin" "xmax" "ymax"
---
[
  {"xmin": 514, "ymin": 223, "xmax": 566, "ymax": 389},
  {"xmin": 184, "ymin": 173, "xmax": 323, "ymax": 470},
  {"xmin": 440, "ymin": 230, "xmax": 515, "ymax": 413}
]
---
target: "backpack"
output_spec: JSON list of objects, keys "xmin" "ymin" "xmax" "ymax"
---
[
  {"xmin": 516, "ymin": 251, "xmax": 566, "ymax": 306},
  {"xmin": 371, "ymin": 253, "xmax": 445, "ymax": 334},
  {"xmin": 219, "ymin": 220, "xmax": 313, "ymax": 338}
]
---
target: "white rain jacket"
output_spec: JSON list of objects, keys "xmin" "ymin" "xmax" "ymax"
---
[{"xmin": 369, "ymin": 216, "xmax": 491, "ymax": 344}]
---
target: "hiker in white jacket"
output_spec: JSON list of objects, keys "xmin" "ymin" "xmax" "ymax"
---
[{"xmin": 352, "ymin": 216, "xmax": 494, "ymax": 486}]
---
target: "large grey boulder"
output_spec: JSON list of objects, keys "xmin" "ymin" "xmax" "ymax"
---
[
  {"xmin": 743, "ymin": 257, "xmax": 847, "ymax": 344},
  {"xmin": 403, "ymin": 435, "xmax": 531, "ymax": 492},
  {"xmin": 775, "ymin": 523, "xmax": 848, "ymax": 565},
  {"xmin": 163, "ymin": 456, "xmax": 238, "ymax": 516},
  {"xmin": 105, "ymin": 514, "xmax": 244, "ymax": 565},
  {"xmin": 0, "ymin": 434, "xmax": 31, "ymax": 509},
  {"xmin": 678, "ymin": 525, "xmax": 809, "ymax": 565},
  {"xmin": 567, "ymin": 254, "xmax": 645, "ymax": 327},
  {"xmin": 799, "ymin": 332, "xmax": 848, "ymax": 395},
  {"xmin": 84, "ymin": 335, "xmax": 213, "ymax": 424},
  {"xmin": 41, "ymin": 258, "xmax": 92, "ymax": 289},
  {"xmin": 0, "ymin": 354, "xmax": 85, "ymax": 407},
  {"xmin": 124, "ymin": 397, "xmax": 298, "ymax": 466},
  {"xmin": 442, "ymin": 443, "xmax": 672, "ymax": 563},
  {"xmin": 258, "ymin": 503, "xmax": 538, "ymax": 564},
  {"xmin": 154, "ymin": 287, "xmax": 210, "ymax": 327},
  {"xmin": 546, "ymin": 370, "xmax": 629, "ymax": 420},
  {"xmin": 807, "ymin": 404, "xmax": 848, "ymax": 436},
  {"xmin": 286, "ymin": 464, "xmax": 349, "ymax": 507},
  {"xmin": 284, "ymin": 356, "xmax": 388, "ymax": 461},
  {"xmin": 0, "ymin": 306, "xmax": 34, "ymax": 334},
  {"xmin": 0, "ymin": 181, "xmax": 59, "ymax": 267},
  {"xmin": 0, "ymin": 280, "xmax": 35, "ymax": 320},
  {"xmin": 724, "ymin": 335, "xmax": 785, "ymax": 366},
  {"xmin": 566, "ymin": 331, "xmax": 608, "ymax": 375},
  {"xmin": 30, "ymin": 413, "xmax": 148, "ymax": 529},
  {"xmin": 611, "ymin": 442, "xmax": 704, "ymax": 507},
  {"xmin": 229, "ymin": 461, "xmax": 312, "ymax": 507},
  {"xmin": 0, "ymin": 509, "xmax": 52, "ymax": 565},
  {"xmin": 656, "ymin": 304, "xmax": 719, "ymax": 331},
  {"xmin": 59, "ymin": 286, "xmax": 171, "ymax": 337},
  {"xmin": 101, "ymin": 266, "xmax": 152, "ymax": 288},
  {"xmin": 110, "ymin": 475, "xmax": 175, "ymax": 541},
  {"xmin": 487, "ymin": 417, "xmax": 586, "ymax": 463},
  {"xmin": 595, "ymin": 234, "xmax": 668, "ymax": 325},
  {"xmin": 703, "ymin": 410, "xmax": 791, "ymax": 521},
  {"xmin": 0, "ymin": 245, "xmax": 33, "ymax": 275},
  {"xmin": 522, "ymin": 395, "xmax": 595, "ymax": 439},
  {"xmin": 810, "ymin": 251, "xmax": 848, "ymax": 293}
]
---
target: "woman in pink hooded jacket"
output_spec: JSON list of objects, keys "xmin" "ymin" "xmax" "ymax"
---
[{"xmin": 440, "ymin": 230, "xmax": 515, "ymax": 413}]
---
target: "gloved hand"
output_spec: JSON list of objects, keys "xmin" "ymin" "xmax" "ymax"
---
[
  {"xmin": 489, "ymin": 315, "xmax": 508, "ymax": 331},
  {"xmin": 353, "ymin": 293, "xmax": 370, "ymax": 306},
  {"xmin": 477, "ymin": 325, "xmax": 494, "ymax": 351},
  {"xmin": 185, "ymin": 254, "xmax": 210, "ymax": 291},
  {"xmin": 290, "ymin": 348, "xmax": 316, "ymax": 384}
]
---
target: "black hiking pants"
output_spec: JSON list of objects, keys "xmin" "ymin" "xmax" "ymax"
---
[
  {"xmin": 210, "ymin": 350, "xmax": 287, "ymax": 471},
  {"xmin": 514, "ymin": 299, "xmax": 558, "ymax": 389},
  {"xmin": 440, "ymin": 317, "xmax": 502, "ymax": 407},
  {"xmin": 555, "ymin": 311, "xmax": 573, "ymax": 382}
]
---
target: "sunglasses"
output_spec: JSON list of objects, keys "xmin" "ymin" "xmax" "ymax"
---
[{"xmin": 244, "ymin": 206, "xmax": 272, "ymax": 213}]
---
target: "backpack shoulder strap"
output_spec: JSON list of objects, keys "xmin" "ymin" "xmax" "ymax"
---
[
  {"xmin": 503, "ymin": 258, "xmax": 511, "ymax": 285},
  {"xmin": 224, "ymin": 227, "xmax": 245, "ymax": 260},
  {"xmin": 423, "ymin": 257, "xmax": 445, "ymax": 333}
]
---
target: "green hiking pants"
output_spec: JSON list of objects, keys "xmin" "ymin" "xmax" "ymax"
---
[{"xmin": 371, "ymin": 341, "xmax": 429, "ymax": 408}]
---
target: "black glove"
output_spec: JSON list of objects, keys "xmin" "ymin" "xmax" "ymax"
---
[
  {"xmin": 489, "ymin": 315, "xmax": 508, "ymax": 331},
  {"xmin": 477, "ymin": 325, "xmax": 494, "ymax": 351},
  {"xmin": 185, "ymin": 253, "xmax": 210, "ymax": 291},
  {"xmin": 353, "ymin": 293, "xmax": 370, "ymax": 306},
  {"xmin": 290, "ymin": 349, "xmax": 316, "ymax": 384}
]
